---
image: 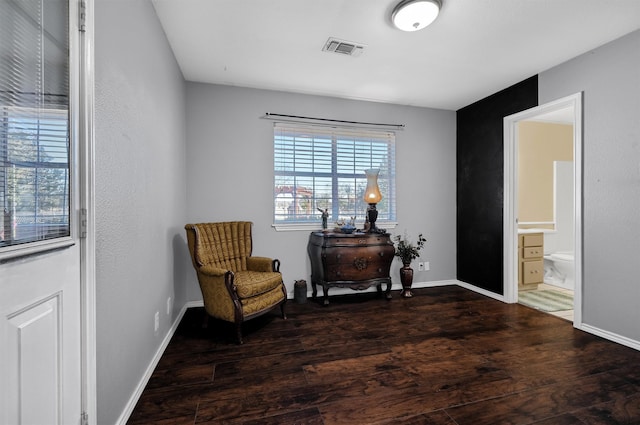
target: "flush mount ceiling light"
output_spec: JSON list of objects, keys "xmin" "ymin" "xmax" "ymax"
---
[{"xmin": 391, "ymin": 0, "xmax": 441, "ymax": 32}]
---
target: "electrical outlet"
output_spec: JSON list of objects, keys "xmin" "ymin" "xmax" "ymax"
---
[
  {"xmin": 418, "ymin": 262, "xmax": 425, "ymax": 271},
  {"xmin": 166, "ymin": 297, "xmax": 172, "ymax": 315},
  {"xmin": 424, "ymin": 261, "xmax": 430, "ymax": 271},
  {"xmin": 154, "ymin": 311, "xmax": 160, "ymax": 334}
]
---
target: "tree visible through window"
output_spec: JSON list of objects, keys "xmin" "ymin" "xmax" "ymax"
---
[
  {"xmin": 1, "ymin": 107, "xmax": 70, "ymax": 246},
  {"xmin": 273, "ymin": 124, "xmax": 396, "ymax": 227}
]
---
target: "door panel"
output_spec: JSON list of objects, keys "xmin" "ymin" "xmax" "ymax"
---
[
  {"xmin": 1, "ymin": 246, "xmax": 81, "ymax": 425},
  {"xmin": 0, "ymin": 1, "xmax": 82, "ymax": 424},
  {"xmin": 7, "ymin": 294, "xmax": 61, "ymax": 424}
]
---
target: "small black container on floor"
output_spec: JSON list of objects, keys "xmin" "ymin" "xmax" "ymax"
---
[{"xmin": 294, "ymin": 280, "xmax": 307, "ymax": 304}]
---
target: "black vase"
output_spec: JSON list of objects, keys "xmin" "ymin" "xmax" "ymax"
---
[{"xmin": 400, "ymin": 263, "xmax": 414, "ymax": 298}]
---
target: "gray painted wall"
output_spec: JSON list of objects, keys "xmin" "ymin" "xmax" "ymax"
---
[
  {"xmin": 90, "ymin": 0, "xmax": 640, "ymax": 420},
  {"xmin": 185, "ymin": 83, "xmax": 457, "ymax": 301},
  {"xmin": 94, "ymin": 1, "xmax": 188, "ymax": 424},
  {"xmin": 539, "ymin": 30, "xmax": 640, "ymax": 341}
]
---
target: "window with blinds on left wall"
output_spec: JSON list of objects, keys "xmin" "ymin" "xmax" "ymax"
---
[
  {"xmin": 1, "ymin": 0, "xmax": 71, "ymax": 250},
  {"xmin": 1, "ymin": 106, "xmax": 70, "ymax": 247},
  {"xmin": 273, "ymin": 123, "xmax": 396, "ymax": 230}
]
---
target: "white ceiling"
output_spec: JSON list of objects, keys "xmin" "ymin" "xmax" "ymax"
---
[{"xmin": 151, "ymin": 0, "xmax": 640, "ymax": 111}]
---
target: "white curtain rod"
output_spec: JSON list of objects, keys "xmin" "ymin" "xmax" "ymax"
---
[{"xmin": 262, "ymin": 113, "xmax": 405, "ymax": 130}]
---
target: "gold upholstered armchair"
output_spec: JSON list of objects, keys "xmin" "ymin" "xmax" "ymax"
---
[{"xmin": 185, "ymin": 221, "xmax": 287, "ymax": 344}]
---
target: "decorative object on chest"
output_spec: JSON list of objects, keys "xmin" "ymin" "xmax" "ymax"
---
[
  {"xmin": 307, "ymin": 231, "xmax": 395, "ymax": 305},
  {"xmin": 363, "ymin": 168, "xmax": 384, "ymax": 233}
]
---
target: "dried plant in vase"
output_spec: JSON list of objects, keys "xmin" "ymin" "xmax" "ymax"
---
[
  {"xmin": 393, "ymin": 233, "xmax": 426, "ymax": 298},
  {"xmin": 393, "ymin": 233, "xmax": 426, "ymax": 266}
]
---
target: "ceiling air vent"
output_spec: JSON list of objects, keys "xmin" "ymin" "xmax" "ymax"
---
[{"xmin": 322, "ymin": 37, "xmax": 365, "ymax": 57}]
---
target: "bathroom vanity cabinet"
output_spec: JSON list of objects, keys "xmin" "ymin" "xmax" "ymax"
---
[{"xmin": 519, "ymin": 232, "xmax": 544, "ymax": 290}]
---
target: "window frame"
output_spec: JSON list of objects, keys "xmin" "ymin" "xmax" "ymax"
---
[
  {"xmin": 0, "ymin": 0, "xmax": 75, "ymax": 259},
  {"xmin": 0, "ymin": 105, "xmax": 74, "ymax": 259},
  {"xmin": 272, "ymin": 123, "xmax": 397, "ymax": 231}
]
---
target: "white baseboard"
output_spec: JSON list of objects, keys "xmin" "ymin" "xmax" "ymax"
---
[
  {"xmin": 115, "ymin": 303, "xmax": 190, "ymax": 425},
  {"xmin": 410, "ymin": 279, "xmax": 460, "ymax": 289},
  {"xmin": 455, "ymin": 282, "xmax": 640, "ymax": 352},
  {"xmin": 580, "ymin": 323, "xmax": 640, "ymax": 351},
  {"xmin": 184, "ymin": 285, "xmax": 640, "ymax": 354},
  {"xmin": 455, "ymin": 280, "xmax": 507, "ymax": 302}
]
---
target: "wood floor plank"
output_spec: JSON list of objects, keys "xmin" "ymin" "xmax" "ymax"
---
[
  {"xmin": 239, "ymin": 407, "xmax": 325, "ymax": 425},
  {"xmin": 127, "ymin": 387, "xmax": 200, "ymax": 425},
  {"xmin": 144, "ymin": 363, "xmax": 214, "ymax": 390},
  {"xmin": 574, "ymin": 392, "xmax": 640, "ymax": 424},
  {"xmin": 445, "ymin": 372, "xmax": 638, "ymax": 425},
  {"xmin": 315, "ymin": 385, "xmax": 468, "ymax": 425},
  {"xmin": 197, "ymin": 369, "xmax": 310, "ymax": 403},
  {"xmin": 383, "ymin": 410, "xmax": 459, "ymax": 425},
  {"xmin": 212, "ymin": 341, "xmax": 391, "ymax": 382},
  {"xmin": 127, "ymin": 286, "xmax": 640, "ymax": 425}
]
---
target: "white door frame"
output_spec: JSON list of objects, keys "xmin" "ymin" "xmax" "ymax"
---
[
  {"xmin": 503, "ymin": 92, "xmax": 583, "ymax": 328},
  {"xmin": 78, "ymin": 0, "xmax": 97, "ymax": 423},
  {"xmin": 0, "ymin": 0, "xmax": 95, "ymax": 423}
]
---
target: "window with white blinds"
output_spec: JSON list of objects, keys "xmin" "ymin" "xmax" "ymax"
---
[
  {"xmin": 274, "ymin": 123, "xmax": 396, "ymax": 228},
  {"xmin": 0, "ymin": 0, "xmax": 71, "ymax": 248}
]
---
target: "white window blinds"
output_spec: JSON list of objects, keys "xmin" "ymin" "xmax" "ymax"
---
[
  {"xmin": 274, "ymin": 123, "xmax": 396, "ymax": 226},
  {"xmin": 0, "ymin": 0, "xmax": 70, "ymax": 248}
]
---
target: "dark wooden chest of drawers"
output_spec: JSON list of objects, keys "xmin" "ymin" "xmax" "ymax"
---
[{"xmin": 307, "ymin": 231, "xmax": 395, "ymax": 305}]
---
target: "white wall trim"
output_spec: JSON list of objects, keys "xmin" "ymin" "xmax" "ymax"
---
[
  {"xmin": 412, "ymin": 279, "xmax": 460, "ymax": 289},
  {"xmin": 457, "ymin": 281, "xmax": 640, "ymax": 351},
  {"xmin": 580, "ymin": 323, "xmax": 640, "ymax": 352},
  {"xmin": 503, "ymin": 92, "xmax": 583, "ymax": 328},
  {"xmin": 79, "ymin": 0, "xmax": 97, "ymax": 423},
  {"xmin": 458, "ymin": 280, "xmax": 640, "ymax": 351},
  {"xmin": 115, "ymin": 303, "xmax": 189, "ymax": 425},
  {"xmin": 455, "ymin": 280, "xmax": 507, "ymax": 302}
]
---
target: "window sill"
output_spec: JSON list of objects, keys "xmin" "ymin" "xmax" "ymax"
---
[
  {"xmin": 272, "ymin": 222, "xmax": 398, "ymax": 232},
  {"xmin": 0, "ymin": 237, "xmax": 75, "ymax": 262}
]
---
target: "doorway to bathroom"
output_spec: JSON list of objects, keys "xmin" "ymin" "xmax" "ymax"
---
[{"xmin": 503, "ymin": 93, "xmax": 583, "ymax": 328}]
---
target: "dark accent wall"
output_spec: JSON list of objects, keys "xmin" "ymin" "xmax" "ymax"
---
[{"xmin": 456, "ymin": 76, "xmax": 538, "ymax": 295}]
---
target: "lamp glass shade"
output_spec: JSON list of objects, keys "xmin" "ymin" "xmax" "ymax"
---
[
  {"xmin": 392, "ymin": 0, "xmax": 440, "ymax": 32},
  {"xmin": 363, "ymin": 169, "xmax": 382, "ymax": 204}
]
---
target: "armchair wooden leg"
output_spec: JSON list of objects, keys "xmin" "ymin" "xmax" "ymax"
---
[
  {"xmin": 235, "ymin": 323, "xmax": 244, "ymax": 345},
  {"xmin": 201, "ymin": 311, "xmax": 209, "ymax": 329},
  {"xmin": 280, "ymin": 285, "xmax": 288, "ymax": 320}
]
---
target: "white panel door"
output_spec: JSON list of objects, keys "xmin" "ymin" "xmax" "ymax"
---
[
  {"xmin": 1, "ymin": 251, "xmax": 81, "ymax": 425},
  {"xmin": 0, "ymin": 0, "xmax": 83, "ymax": 424}
]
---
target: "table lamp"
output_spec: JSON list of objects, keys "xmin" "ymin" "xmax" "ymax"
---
[{"xmin": 364, "ymin": 169, "xmax": 383, "ymax": 233}]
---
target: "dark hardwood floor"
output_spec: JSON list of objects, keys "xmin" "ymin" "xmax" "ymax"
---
[{"xmin": 128, "ymin": 286, "xmax": 640, "ymax": 425}]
